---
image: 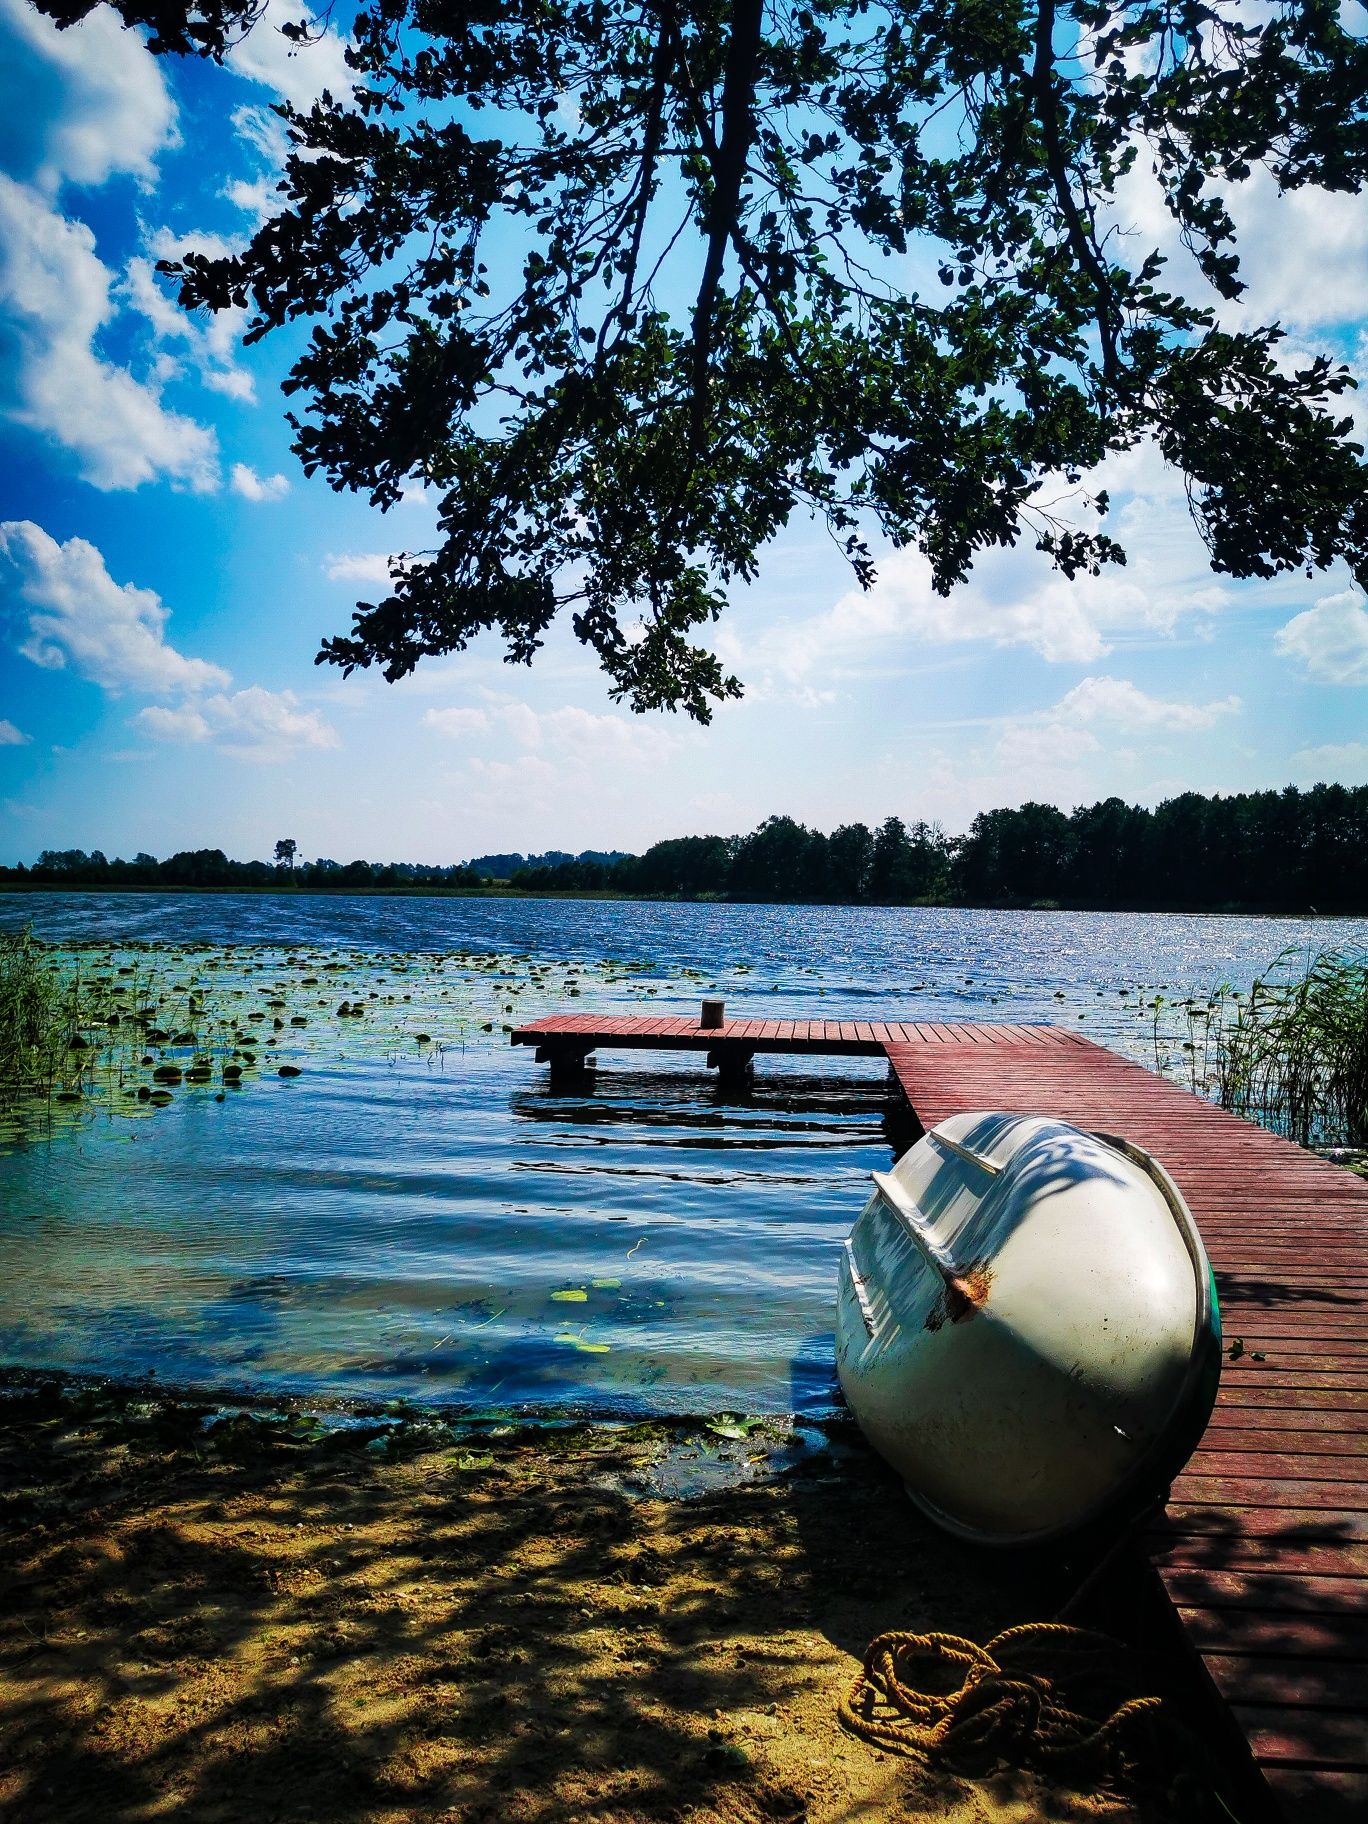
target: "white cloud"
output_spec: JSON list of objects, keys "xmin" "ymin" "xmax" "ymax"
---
[
  {"xmin": 222, "ymin": 172, "xmax": 282, "ymax": 225},
  {"xmin": 231, "ymin": 103, "xmax": 293, "ymax": 168},
  {"xmin": 423, "ymin": 706, "xmax": 491, "ymax": 738},
  {"xmin": 0, "ymin": 718, "xmax": 30, "ymax": 746},
  {"xmin": 135, "ymin": 687, "xmax": 338, "ymax": 760},
  {"xmin": 1275, "ymin": 590, "xmax": 1368, "ymax": 684},
  {"xmin": 901, "ymin": 676, "xmax": 1245, "ymax": 828},
  {"xmin": 0, "ymin": 175, "xmax": 220, "ymax": 492},
  {"xmin": 423, "ymin": 697, "xmax": 680, "ymax": 767},
  {"xmin": 1051, "ymin": 675, "xmax": 1240, "ymax": 732},
  {"xmin": 760, "ymin": 542, "xmax": 1172, "ymax": 680},
  {"xmin": 1113, "ymin": 154, "xmax": 1368, "ymax": 338},
  {"xmin": 230, "ymin": 463, "xmax": 289, "ymax": 501},
  {"xmin": 0, "ymin": 519, "xmax": 229, "ymax": 694},
  {"xmin": 326, "ymin": 552, "xmax": 396, "ymax": 585},
  {"xmin": 223, "ymin": 104, "xmax": 292, "ymax": 223},
  {"xmin": 121, "ymin": 248, "xmax": 254, "ymax": 405},
  {"xmin": 462, "ymin": 753, "xmax": 565, "ymax": 820},
  {"xmin": 0, "ymin": 0, "xmax": 178, "ymax": 193},
  {"xmin": 226, "ymin": 8, "xmax": 353, "ymax": 111},
  {"xmin": 1291, "ymin": 741, "xmax": 1368, "ymax": 785},
  {"xmin": 2, "ymin": 521, "xmax": 337, "ymax": 761},
  {"xmin": 986, "ymin": 677, "xmax": 1237, "ymax": 775}
]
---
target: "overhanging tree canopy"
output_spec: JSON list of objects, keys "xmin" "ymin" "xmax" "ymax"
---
[{"xmin": 37, "ymin": 0, "xmax": 1368, "ymax": 717}]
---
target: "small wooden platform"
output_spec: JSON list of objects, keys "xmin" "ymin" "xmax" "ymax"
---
[{"xmin": 513, "ymin": 1011, "xmax": 1368, "ymax": 1817}]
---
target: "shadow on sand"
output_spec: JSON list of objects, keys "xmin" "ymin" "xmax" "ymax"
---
[{"xmin": 0, "ymin": 1383, "xmax": 1256, "ymax": 1824}]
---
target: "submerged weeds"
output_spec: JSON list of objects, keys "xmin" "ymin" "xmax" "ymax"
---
[{"xmin": 1156, "ymin": 947, "xmax": 1368, "ymax": 1147}]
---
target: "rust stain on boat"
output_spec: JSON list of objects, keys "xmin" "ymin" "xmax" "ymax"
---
[{"xmin": 926, "ymin": 1262, "xmax": 993, "ymax": 1330}]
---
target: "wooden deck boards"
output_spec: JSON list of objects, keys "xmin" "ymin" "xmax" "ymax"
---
[
  {"xmin": 880, "ymin": 1025, "xmax": 1368, "ymax": 1821},
  {"xmin": 511, "ymin": 1012, "xmax": 1367, "ymax": 1817},
  {"xmin": 512, "ymin": 1013, "xmax": 889, "ymax": 1056}
]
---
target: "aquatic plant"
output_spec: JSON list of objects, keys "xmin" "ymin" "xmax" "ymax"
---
[
  {"xmin": 1156, "ymin": 948, "xmax": 1368, "ymax": 1148},
  {"xmin": 0, "ymin": 927, "xmax": 69, "ymax": 1103},
  {"xmin": 0, "ymin": 935, "xmax": 670, "ymax": 1147}
]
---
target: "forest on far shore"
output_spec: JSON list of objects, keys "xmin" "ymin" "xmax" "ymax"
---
[{"xmin": 3, "ymin": 783, "xmax": 1365, "ymax": 914}]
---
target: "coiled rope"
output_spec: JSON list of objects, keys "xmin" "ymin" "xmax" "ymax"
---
[{"xmin": 840, "ymin": 1622, "xmax": 1164, "ymax": 1769}]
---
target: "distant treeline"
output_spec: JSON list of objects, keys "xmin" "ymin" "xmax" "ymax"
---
[
  {"xmin": 3, "ymin": 783, "xmax": 1364, "ymax": 911},
  {"xmin": 2, "ymin": 851, "xmax": 493, "ymax": 892},
  {"xmin": 466, "ymin": 848, "xmax": 630, "ymax": 876},
  {"xmin": 508, "ymin": 784, "xmax": 1368, "ymax": 912}
]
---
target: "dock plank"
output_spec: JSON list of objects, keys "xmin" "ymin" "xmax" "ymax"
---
[{"xmin": 511, "ymin": 1010, "xmax": 1367, "ymax": 1817}]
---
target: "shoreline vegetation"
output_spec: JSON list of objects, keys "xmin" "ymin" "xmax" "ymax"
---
[
  {"xmin": 3, "ymin": 781, "xmax": 1366, "ymax": 914},
  {"xmin": 3, "ymin": 923, "xmax": 1364, "ymax": 1151}
]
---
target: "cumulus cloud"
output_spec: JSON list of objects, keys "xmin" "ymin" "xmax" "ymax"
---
[
  {"xmin": 0, "ymin": 14, "xmax": 242, "ymax": 487},
  {"xmin": 0, "ymin": 519, "xmax": 229, "ymax": 694},
  {"xmin": 423, "ymin": 698, "xmax": 680, "ymax": 767},
  {"xmin": 989, "ymin": 676, "xmax": 1238, "ymax": 773},
  {"xmin": 134, "ymin": 687, "xmax": 338, "ymax": 760},
  {"xmin": 1113, "ymin": 152, "xmax": 1368, "ymax": 338},
  {"xmin": 0, "ymin": 175, "xmax": 220, "ymax": 492},
  {"xmin": 1, "ymin": 521, "xmax": 337, "ymax": 761},
  {"xmin": 906, "ymin": 676, "xmax": 1245, "ymax": 825},
  {"xmin": 221, "ymin": 103, "xmax": 293, "ymax": 224},
  {"xmin": 326, "ymin": 552, "xmax": 396, "ymax": 585},
  {"xmin": 993, "ymin": 717, "xmax": 1101, "ymax": 772},
  {"xmin": 752, "ymin": 537, "xmax": 1197, "ymax": 683},
  {"xmin": 121, "ymin": 247, "xmax": 254, "ymax": 405},
  {"xmin": 0, "ymin": 0, "xmax": 178, "ymax": 192},
  {"xmin": 1291, "ymin": 740, "xmax": 1368, "ymax": 785},
  {"xmin": 1275, "ymin": 590, "xmax": 1368, "ymax": 685},
  {"xmin": 135, "ymin": 702, "xmax": 211, "ymax": 742},
  {"xmin": 0, "ymin": 718, "xmax": 30, "ymax": 746},
  {"xmin": 230, "ymin": 463, "xmax": 289, "ymax": 501},
  {"xmin": 225, "ymin": 7, "xmax": 353, "ymax": 110},
  {"xmin": 423, "ymin": 706, "xmax": 490, "ymax": 738},
  {"xmin": 222, "ymin": 170, "xmax": 282, "ymax": 225},
  {"xmin": 1050, "ymin": 675, "xmax": 1240, "ymax": 732}
]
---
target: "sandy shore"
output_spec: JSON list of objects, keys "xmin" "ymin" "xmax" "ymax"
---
[{"xmin": 0, "ymin": 1382, "xmax": 1249, "ymax": 1824}]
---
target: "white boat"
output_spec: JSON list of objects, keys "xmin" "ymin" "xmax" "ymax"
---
[{"xmin": 836, "ymin": 1111, "xmax": 1221, "ymax": 1545}]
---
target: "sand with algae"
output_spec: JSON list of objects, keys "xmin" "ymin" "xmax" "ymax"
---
[{"xmin": 0, "ymin": 1382, "xmax": 1251, "ymax": 1824}]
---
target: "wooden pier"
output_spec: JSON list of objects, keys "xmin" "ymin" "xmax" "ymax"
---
[{"xmin": 513, "ymin": 1011, "xmax": 1368, "ymax": 1819}]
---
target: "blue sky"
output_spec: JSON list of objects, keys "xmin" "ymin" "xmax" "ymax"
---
[{"xmin": 1, "ymin": 1, "xmax": 1366, "ymax": 868}]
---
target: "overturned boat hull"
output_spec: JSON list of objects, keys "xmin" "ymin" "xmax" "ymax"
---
[{"xmin": 836, "ymin": 1111, "xmax": 1221, "ymax": 1545}]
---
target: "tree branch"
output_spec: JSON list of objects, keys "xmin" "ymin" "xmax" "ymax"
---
[
  {"xmin": 685, "ymin": 0, "xmax": 765, "ymax": 451},
  {"xmin": 1031, "ymin": 0, "xmax": 1121, "ymax": 395}
]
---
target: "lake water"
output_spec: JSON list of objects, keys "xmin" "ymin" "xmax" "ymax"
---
[{"xmin": 2, "ymin": 893, "xmax": 1364, "ymax": 1416}]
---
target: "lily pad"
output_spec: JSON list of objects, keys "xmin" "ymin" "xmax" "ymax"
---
[{"xmin": 705, "ymin": 1415, "xmax": 765, "ymax": 1441}]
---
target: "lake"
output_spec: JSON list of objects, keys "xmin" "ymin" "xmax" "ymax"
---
[{"xmin": 2, "ymin": 893, "xmax": 1364, "ymax": 1416}]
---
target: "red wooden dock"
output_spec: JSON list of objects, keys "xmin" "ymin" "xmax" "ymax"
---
[{"xmin": 513, "ymin": 1012, "xmax": 1368, "ymax": 1818}]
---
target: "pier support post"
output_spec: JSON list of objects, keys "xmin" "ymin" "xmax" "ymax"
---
[
  {"xmin": 536, "ymin": 1042, "xmax": 596, "ymax": 1087},
  {"xmin": 883, "ymin": 1064, "xmax": 923, "ymax": 1157},
  {"xmin": 707, "ymin": 1044, "xmax": 755, "ymax": 1095}
]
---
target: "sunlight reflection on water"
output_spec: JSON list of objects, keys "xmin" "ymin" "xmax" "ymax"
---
[{"xmin": 1, "ymin": 894, "xmax": 1364, "ymax": 1413}]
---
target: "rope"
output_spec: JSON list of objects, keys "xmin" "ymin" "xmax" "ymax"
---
[{"xmin": 839, "ymin": 1621, "xmax": 1164, "ymax": 1772}]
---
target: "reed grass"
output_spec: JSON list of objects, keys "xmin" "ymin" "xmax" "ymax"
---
[
  {"xmin": 0, "ymin": 926, "xmax": 68, "ymax": 1102},
  {"xmin": 1155, "ymin": 947, "xmax": 1368, "ymax": 1148}
]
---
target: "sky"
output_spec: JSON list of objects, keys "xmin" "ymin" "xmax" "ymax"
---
[{"xmin": 0, "ymin": 1, "xmax": 1366, "ymax": 869}]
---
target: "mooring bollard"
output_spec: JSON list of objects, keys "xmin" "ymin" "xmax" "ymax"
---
[{"xmin": 700, "ymin": 996, "xmax": 724, "ymax": 1029}]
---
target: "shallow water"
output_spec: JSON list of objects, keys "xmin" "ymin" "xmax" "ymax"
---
[{"xmin": 2, "ymin": 893, "xmax": 1364, "ymax": 1414}]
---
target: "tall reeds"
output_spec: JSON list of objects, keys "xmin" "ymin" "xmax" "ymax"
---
[
  {"xmin": 1157, "ymin": 947, "xmax": 1368, "ymax": 1148},
  {"xmin": 0, "ymin": 926, "xmax": 68, "ymax": 1103}
]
